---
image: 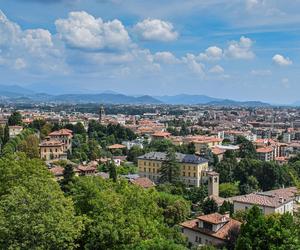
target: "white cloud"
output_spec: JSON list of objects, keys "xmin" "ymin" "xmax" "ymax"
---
[
  {"xmin": 198, "ymin": 46, "xmax": 223, "ymax": 61},
  {"xmin": 182, "ymin": 53, "xmax": 205, "ymax": 76},
  {"xmin": 0, "ymin": 10, "xmax": 65, "ymax": 73},
  {"xmin": 134, "ymin": 18, "xmax": 178, "ymax": 42},
  {"xmin": 251, "ymin": 69, "xmax": 272, "ymax": 76},
  {"xmin": 55, "ymin": 11, "xmax": 130, "ymax": 50},
  {"xmin": 209, "ymin": 65, "xmax": 224, "ymax": 74},
  {"xmin": 154, "ymin": 51, "xmax": 179, "ymax": 64},
  {"xmin": 246, "ymin": 0, "xmax": 264, "ymax": 10},
  {"xmin": 225, "ymin": 36, "xmax": 255, "ymax": 59},
  {"xmin": 272, "ymin": 54, "xmax": 292, "ymax": 66}
]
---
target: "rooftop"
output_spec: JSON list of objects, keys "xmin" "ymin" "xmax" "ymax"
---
[
  {"xmin": 232, "ymin": 187, "xmax": 298, "ymax": 208},
  {"xmin": 180, "ymin": 213, "xmax": 241, "ymax": 241},
  {"xmin": 137, "ymin": 152, "xmax": 208, "ymax": 164}
]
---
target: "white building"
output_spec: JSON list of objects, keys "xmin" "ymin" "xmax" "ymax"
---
[
  {"xmin": 232, "ymin": 187, "xmax": 298, "ymax": 215},
  {"xmin": 180, "ymin": 213, "xmax": 241, "ymax": 248}
]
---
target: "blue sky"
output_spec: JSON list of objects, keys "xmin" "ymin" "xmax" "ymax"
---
[{"xmin": 0, "ymin": 0, "xmax": 300, "ymax": 104}]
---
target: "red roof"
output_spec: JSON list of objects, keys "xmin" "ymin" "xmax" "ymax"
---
[
  {"xmin": 256, "ymin": 147, "xmax": 273, "ymax": 153},
  {"xmin": 108, "ymin": 144, "xmax": 126, "ymax": 149},
  {"xmin": 180, "ymin": 214, "xmax": 241, "ymax": 241},
  {"xmin": 130, "ymin": 177, "xmax": 155, "ymax": 188},
  {"xmin": 152, "ymin": 131, "xmax": 171, "ymax": 137},
  {"xmin": 49, "ymin": 129, "xmax": 73, "ymax": 136}
]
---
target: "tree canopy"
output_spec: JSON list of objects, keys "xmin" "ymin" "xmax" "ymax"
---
[{"xmin": 0, "ymin": 154, "xmax": 83, "ymax": 249}]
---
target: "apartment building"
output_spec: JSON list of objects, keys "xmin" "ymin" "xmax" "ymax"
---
[
  {"xmin": 137, "ymin": 152, "xmax": 208, "ymax": 187},
  {"xmin": 256, "ymin": 147, "xmax": 274, "ymax": 161}
]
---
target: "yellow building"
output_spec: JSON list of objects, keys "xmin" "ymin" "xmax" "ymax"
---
[{"xmin": 137, "ymin": 152, "xmax": 209, "ymax": 187}]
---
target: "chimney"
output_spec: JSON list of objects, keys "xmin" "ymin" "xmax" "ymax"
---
[{"xmin": 224, "ymin": 212, "xmax": 230, "ymax": 218}]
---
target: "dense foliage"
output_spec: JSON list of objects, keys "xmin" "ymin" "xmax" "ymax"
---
[
  {"xmin": 0, "ymin": 154, "xmax": 83, "ymax": 249},
  {"xmin": 236, "ymin": 206, "xmax": 300, "ymax": 250}
]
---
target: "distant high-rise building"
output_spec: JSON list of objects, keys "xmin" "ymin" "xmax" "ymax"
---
[{"xmin": 99, "ymin": 105, "xmax": 105, "ymax": 123}]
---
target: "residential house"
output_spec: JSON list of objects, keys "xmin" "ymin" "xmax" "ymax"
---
[
  {"xmin": 232, "ymin": 187, "xmax": 299, "ymax": 215},
  {"xmin": 180, "ymin": 213, "xmax": 241, "ymax": 248}
]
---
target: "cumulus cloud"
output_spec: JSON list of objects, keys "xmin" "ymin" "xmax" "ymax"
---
[
  {"xmin": 209, "ymin": 65, "xmax": 224, "ymax": 74},
  {"xmin": 272, "ymin": 54, "xmax": 292, "ymax": 66},
  {"xmin": 55, "ymin": 11, "xmax": 130, "ymax": 50},
  {"xmin": 134, "ymin": 18, "xmax": 178, "ymax": 42},
  {"xmin": 198, "ymin": 46, "xmax": 223, "ymax": 61},
  {"xmin": 153, "ymin": 51, "xmax": 179, "ymax": 64},
  {"xmin": 225, "ymin": 36, "xmax": 255, "ymax": 59},
  {"xmin": 0, "ymin": 10, "xmax": 65, "ymax": 73},
  {"xmin": 182, "ymin": 53, "xmax": 205, "ymax": 76}
]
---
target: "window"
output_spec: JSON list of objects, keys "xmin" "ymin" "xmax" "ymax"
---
[
  {"xmin": 188, "ymin": 172, "xmax": 190, "ymax": 177},
  {"xmin": 203, "ymin": 222, "xmax": 213, "ymax": 231},
  {"xmin": 193, "ymin": 173, "xmax": 196, "ymax": 177},
  {"xmin": 195, "ymin": 236, "xmax": 198, "ymax": 242},
  {"xmin": 183, "ymin": 172, "xmax": 185, "ymax": 176},
  {"xmin": 144, "ymin": 162, "xmax": 146, "ymax": 166}
]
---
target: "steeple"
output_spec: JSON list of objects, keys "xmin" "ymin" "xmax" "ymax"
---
[{"xmin": 99, "ymin": 105, "xmax": 105, "ymax": 123}]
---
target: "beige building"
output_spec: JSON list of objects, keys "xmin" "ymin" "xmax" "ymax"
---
[
  {"xmin": 180, "ymin": 213, "xmax": 241, "ymax": 248},
  {"xmin": 39, "ymin": 140, "xmax": 66, "ymax": 161},
  {"xmin": 232, "ymin": 187, "xmax": 299, "ymax": 215},
  {"xmin": 9, "ymin": 125, "xmax": 23, "ymax": 138},
  {"xmin": 137, "ymin": 152, "xmax": 208, "ymax": 187},
  {"xmin": 48, "ymin": 129, "xmax": 73, "ymax": 153}
]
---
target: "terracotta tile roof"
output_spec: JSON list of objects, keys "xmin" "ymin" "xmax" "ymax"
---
[
  {"xmin": 49, "ymin": 129, "xmax": 73, "ymax": 136},
  {"xmin": 107, "ymin": 144, "xmax": 126, "ymax": 149},
  {"xmin": 212, "ymin": 147, "xmax": 226, "ymax": 155},
  {"xmin": 209, "ymin": 195, "xmax": 226, "ymax": 206},
  {"xmin": 180, "ymin": 214, "xmax": 241, "ymax": 241},
  {"xmin": 49, "ymin": 166, "xmax": 64, "ymax": 176},
  {"xmin": 232, "ymin": 187, "xmax": 297, "ymax": 208},
  {"xmin": 77, "ymin": 165, "xmax": 97, "ymax": 172},
  {"xmin": 130, "ymin": 177, "xmax": 155, "ymax": 188},
  {"xmin": 152, "ymin": 131, "xmax": 171, "ymax": 137},
  {"xmin": 256, "ymin": 146, "xmax": 273, "ymax": 153},
  {"xmin": 197, "ymin": 213, "xmax": 229, "ymax": 224}
]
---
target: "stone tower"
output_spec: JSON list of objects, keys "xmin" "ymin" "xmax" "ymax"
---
[
  {"xmin": 207, "ymin": 171, "xmax": 219, "ymax": 197},
  {"xmin": 99, "ymin": 105, "xmax": 105, "ymax": 124}
]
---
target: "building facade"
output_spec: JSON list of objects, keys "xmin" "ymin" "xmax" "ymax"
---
[
  {"xmin": 39, "ymin": 140, "xmax": 66, "ymax": 161},
  {"xmin": 180, "ymin": 213, "xmax": 241, "ymax": 248},
  {"xmin": 137, "ymin": 152, "xmax": 208, "ymax": 187}
]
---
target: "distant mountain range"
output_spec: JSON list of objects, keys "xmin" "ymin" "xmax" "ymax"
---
[{"xmin": 0, "ymin": 84, "xmax": 272, "ymax": 106}]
